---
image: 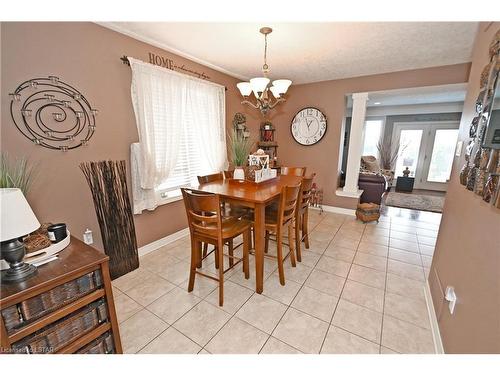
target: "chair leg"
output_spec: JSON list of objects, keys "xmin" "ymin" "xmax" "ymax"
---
[
  {"xmin": 203, "ymin": 243, "xmax": 208, "ymax": 258},
  {"xmin": 228, "ymin": 240, "xmax": 234, "ymax": 267},
  {"xmin": 196, "ymin": 241, "xmax": 203, "ymax": 269},
  {"xmin": 264, "ymin": 230, "xmax": 269, "ymax": 254},
  {"xmin": 243, "ymin": 229, "xmax": 250, "ymax": 279},
  {"xmin": 295, "ymin": 213, "xmax": 302, "ymax": 262},
  {"xmin": 303, "ymin": 209, "xmax": 310, "ymax": 249},
  {"xmin": 188, "ymin": 239, "xmax": 198, "ymax": 292},
  {"xmin": 276, "ymin": 230, "xmax": 285, "ymax": 286},
  {"xmin": 288, "ymin": 223, "xmax": 297, "ymax": 267},
  {"xmin": 217, "ymin": 238, "xmax": 225, "ymax": 306},
  {"xmin": 214, "ymin": 246, "xmax": 219, "ymax": 269}
]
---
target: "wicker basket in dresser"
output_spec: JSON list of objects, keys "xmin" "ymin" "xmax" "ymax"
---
[{"xmin": 0, "ymin": 237, "xmax": 122, "ymax": 354}]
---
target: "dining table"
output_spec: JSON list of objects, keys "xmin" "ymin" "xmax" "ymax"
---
[{"xmin": 196, "ymin": 174, "xmax": 303, "ymax": 294}]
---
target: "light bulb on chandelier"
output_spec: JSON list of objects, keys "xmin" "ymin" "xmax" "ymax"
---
[{"xmin": 236, "ymin": 27, "xmax": 292, "ymax": 117}]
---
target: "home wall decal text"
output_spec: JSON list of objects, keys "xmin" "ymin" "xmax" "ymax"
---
[{"xmin": 148, "ymin": 52, "xmax": 211, "ymax": 80}]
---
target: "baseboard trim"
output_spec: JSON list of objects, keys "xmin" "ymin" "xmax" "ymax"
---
[
  {"xmin": 310, "ymin": 204, "xmax": 356, "ymax": 216},
  {"xmin": 138, "ymin": 227, "xmax": 189, "ymax": 257},
  {"xmin": 424, "ymin": 280, "xmax": 444, "ymax": 354}
]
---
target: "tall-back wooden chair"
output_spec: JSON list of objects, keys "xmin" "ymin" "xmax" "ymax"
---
[
  {"xmin": 280, "ymin": 166, "xmax": 307, "ymax": 177},
  {"xmin": 181, "ymin": 189, "xmax": 251, "ymax": 306},
  {"xmin": 197, "ymin": 172, "xmax": 224, "ymax": 184},
  {"xmin": 252, "ymin": 184, "xmax": 301, "ymax": 285},
  {"xmin": 295, "ymin": 174, "xmax": 316, "ymax": 262}
]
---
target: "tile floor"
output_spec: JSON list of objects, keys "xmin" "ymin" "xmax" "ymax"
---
[{"xmin": 113, "ymin": 206, "xmax": 441, "ymax": 354}]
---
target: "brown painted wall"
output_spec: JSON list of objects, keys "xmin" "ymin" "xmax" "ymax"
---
[
  {"xmin": 0, "ymin": 22, "xmax": 244, "ymax": 250},
  {"xmin": 263, "ymin": 63, "xmax": 471, "ymax": 209},
  {"xmin": 429, "ymin": 22, "xmax": 500, "ymax": 353}
]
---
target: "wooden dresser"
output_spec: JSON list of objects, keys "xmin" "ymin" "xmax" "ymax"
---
[{"xmin": 0, "ymin": 237, "xmax": 122, "ymax": 354}]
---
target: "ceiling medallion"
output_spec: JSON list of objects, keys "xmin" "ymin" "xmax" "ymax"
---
[{"xmin": 236, "ymin": 27, "xmax": 292, "ymax": 117}]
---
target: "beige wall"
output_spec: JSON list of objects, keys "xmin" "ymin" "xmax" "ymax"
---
[
  {"xmin": 262, "ymin": 63, "xmax": 471, "ymax": 209},
  {"xmin": 0, "ymin": 22, "xmax": 244, "ymax": 250},
  {"xmin": 429, "ymin": 22, "xmax": 500, "ymax": 353},
  {"xmin": 0, "ymin": 22, "xmax": 477, "ymax": 258}
]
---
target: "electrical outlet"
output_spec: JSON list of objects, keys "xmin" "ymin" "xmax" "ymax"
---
[{"xmin": 445, "ymin": 286, "xmax": 457, "ymax": 314}]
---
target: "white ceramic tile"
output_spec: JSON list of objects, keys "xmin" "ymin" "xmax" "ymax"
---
[
  {"xmin": 205, "ymin": 280, "xmax": 254, "ymax": 314},
  {"xmin": 321, "ymin": 326, "xmax": 380, "ymax": 354},
  {"xmin": 262, "ymin": 275, "xmax": 302, "ymax": 305},
  {"xmin": 388, "ymin": 248, "xmax": 423, "ymax": 266},
  {"xmin": 260, "ymin": 337, "xmax": 302, "ymax": 354},
  {"xmin": 348, "ymin": 264, "xmax": 386, "ymax": 290},
  {"xmin": 273, "ymin": 308, "xmax": 329, "ymax": 354},
  {"xmin": 381, "ymin": 315, "xmax": 434, "ymax": 354},
  {"xmin": 139, "ymin": 327, "xmax": 201, "ymax": 354},
  {"xmin": 315, "ymin": 255, "xmax": 351, "ymax": 278},
  {"xmin": 236, "ymin": 293, "xmax": 288, "ymax": 334},
  {"xmin": 387, "ymin": 259, "xmax": 425, "ymax": 282},
  {"xmin": 291, "ymin": 285, "xmax": 339, "ymax": 322},
  {"xmin": 119, "ymin": 309, "xmax": 168, "ymax": 353},
  {"xmin": 341, "ymin": 280, "xmax": 385, "ymax": 312},
  {"xmin": 332, "ymin": 299, "xmax": 382, "ymax": 343},
  {"xmin": 305, "ymin": 269, "xmax": 345, "ymax": 297},
  {"xmin": 353, "ymin": 252, "xmax": 387, "ymax": 272},
  {"xmin": 205, "ymin": 317, "xmax": 269, "ymax": 354},
  {"xmin": 384, "ymin": 292, "xmax": 430, "ymax": 329},
  {"xmin": 173, "ymin": 301, "xmax": 231, "ymax": 346},
  {"xmin": 114, "ymin": 293, "xmax": 143, "ymax": 323},
  {"xmin": 147, "ymin": 286, "xmax": 201, "ymax": 324},
  {"xmin": 125, "ymin": 273, "xmax": 176, "ymax": 307}
]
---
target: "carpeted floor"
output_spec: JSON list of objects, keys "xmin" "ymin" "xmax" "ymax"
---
[{"xmin": 384, "ymin": 192, "xmax": 445, "ymax": 213}]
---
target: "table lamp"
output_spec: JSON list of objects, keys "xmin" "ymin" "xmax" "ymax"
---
[{"xmin": 0, "ymin": 188, "xmax": 41, "ymax": 282}]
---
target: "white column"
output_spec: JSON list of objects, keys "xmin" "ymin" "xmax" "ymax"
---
[{"xmin": 342, "ymin": 92, "xmax": 369, "ymax": 196}]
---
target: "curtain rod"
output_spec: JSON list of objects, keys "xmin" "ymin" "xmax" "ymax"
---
[{"xmin": 120, "ymin": 56, "xmax": 228, "ymax": 91}]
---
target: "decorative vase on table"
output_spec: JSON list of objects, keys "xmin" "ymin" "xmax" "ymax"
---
[{"xmin": 233, "ymin": 167, "xmax": 245, "ymax": 180}]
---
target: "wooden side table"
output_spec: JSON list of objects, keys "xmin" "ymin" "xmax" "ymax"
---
[
  {"xmin": 1, "ymin": 237, "xmax": 122, "ymax": 354},
  {"xmin": 396, "ymin": 176, "xmax": 415, "ymax": 192}
]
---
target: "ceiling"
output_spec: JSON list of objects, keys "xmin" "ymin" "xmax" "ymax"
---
[
  {"xmin": 100, "ymin": 22, "xmax": 478, "ymax": 84},
  {"xmin": 346, "ymin": 83, "xmax": 468, "ymax": 107}
]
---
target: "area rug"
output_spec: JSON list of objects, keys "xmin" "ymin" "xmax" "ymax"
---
[{"xmin": 384, "ymin": 192, "xmax": 445, "ymax": 213}]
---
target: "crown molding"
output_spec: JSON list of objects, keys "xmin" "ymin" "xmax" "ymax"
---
[{"xmin": 95, "ymin": 22, "xmax": 249, "ymax": 81}]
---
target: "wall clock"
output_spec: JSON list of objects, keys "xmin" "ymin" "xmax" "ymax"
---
[{"xmin": 290, "ymin": 107, "xmax": 327, "ymax": 146}]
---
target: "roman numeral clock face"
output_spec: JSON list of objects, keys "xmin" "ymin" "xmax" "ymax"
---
[{"xmin": 291, "ymin": 107, "xmax": 327, "ymax": 146}]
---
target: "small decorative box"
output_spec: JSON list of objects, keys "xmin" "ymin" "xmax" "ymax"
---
[{"xmin": 355, "ymin": 203, "xmax": 381, "ymax": 223}]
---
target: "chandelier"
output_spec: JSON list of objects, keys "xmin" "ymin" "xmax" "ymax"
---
[{"xmin": 236, "ymin": 27, "xmax": 292, "ymax": 117}]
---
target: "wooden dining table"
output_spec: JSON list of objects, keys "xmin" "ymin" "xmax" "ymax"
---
[{"xmin": 196, "ymin": 174, "xmax": 303, "ymax": 294}]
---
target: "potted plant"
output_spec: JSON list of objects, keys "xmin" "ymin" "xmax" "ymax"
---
[
  {"xmin": 0, "ymin": 153, "xmax": 37, "ymax": 195},
  {"xmin": 228, "ymin": 130, "xmax": 253, "ymax": 180},
  {"xmin": 376, "ymin": 139, "xmax": 407, "ymax": 187}
]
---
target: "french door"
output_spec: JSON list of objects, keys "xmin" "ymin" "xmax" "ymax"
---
[{"xmin": 392, "ymin": 121, "xmax": 459, "ymax": 191}]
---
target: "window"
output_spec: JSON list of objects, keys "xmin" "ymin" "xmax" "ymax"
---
[
  {"xmin": 362, "ymin": 119, "xmax": 384, "ymax": 157},
  {"xmin": 155, "ymin": 113, "xmax": 205, "ymax": 200},
  {"xmin": 129, "ymin": 58, "xmax": 227, "ymax": 213}
]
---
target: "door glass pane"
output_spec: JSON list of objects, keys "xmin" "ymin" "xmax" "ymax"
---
[
  {"xmin": 427, "ymin": 129, "xmax": 459, "ymax": 183},
  {"xmin": 362, "ymin": 120, "xmax": 383, "ymax": 157},
  {"xmin": 395, "ymin": 129, "xmax": 423, "ymax": 177}
]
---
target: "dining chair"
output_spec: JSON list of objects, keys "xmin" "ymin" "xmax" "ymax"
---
[
  {"xmin": 250, "ymin": 184, "xmax": 301, "ymax": 285},
  {"xmin": 280, "ymin": 166, "xmax": 307, "ymax": 177},
  {"xmin": 223, "ymin": 170, "xmax": 234, "ymax": 179},
  {"xmin": 181, "ymin": 188, "xmax": 251, "ymax": 306},
  {"xmin": 197, "ymin": 172, "xmax": 224, "ymax": 184},
  {"xmin": 295, "ymin": 174, "xmax": 316, "ymax": 262}
]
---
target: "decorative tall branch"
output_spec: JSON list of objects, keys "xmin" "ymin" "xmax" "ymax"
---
[{"xmin": 80, "ymin": 160, "xmax": 139, "ymax": 279}]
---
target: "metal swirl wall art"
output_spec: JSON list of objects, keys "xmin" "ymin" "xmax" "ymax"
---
[{"xmin": 9, "ymin": 76, "xmax": 98, "ymax": 151}]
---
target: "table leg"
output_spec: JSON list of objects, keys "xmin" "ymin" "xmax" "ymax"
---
[{"xmin": 254, "ymin": 202, "xmax": 265, "ymax": 294}]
